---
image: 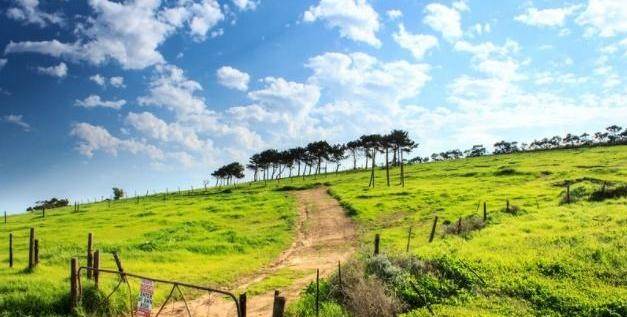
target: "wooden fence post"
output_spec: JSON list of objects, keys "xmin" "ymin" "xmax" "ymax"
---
[
  {"xmin": 338, "ymin": 261, "xmax": 342, "ymax": 289},
  {"xmin": 42, "ymin": 207, "xmax": 45, "ymax": 218},
  {"xmin": 566, "ymin": 185, "xmax": 571, "ymax": 204},
  {"xmin": 9, "ymin": 233, "xmax": 13, "ymax": 268},
  {"xmin": 87, "ymin": 233, "xmax": 93, "ymax": 279},
  {"xmin": 34, "ymin": 239, "xmax": 39, "ymax": 265},
  {"xmin": 4, "ymin": 211, "xmax": 6, "ymax": 224},
  {"xmin": 272, "ymin": 296, "xmax": 286, "ymax": 317},
  {"xmin": 506, "ymin": 199, "xmax": 510, "ymax": 212},
  {"xmin": 373, "ymin": 234, "xmax": 380, "ymax": 256},
  {"xmin": 93, "ymin": 250, "xmax": 100, "ymax": 289},
  {"xmin": 28, "ymin": 228, "xmax": 35, "ymax": 270},
  {"xmin": 429, "ymin": 216, "xmax": 438, "ymax": 243},
  {"xmin": 113, "ymin": 252, "xmax": 126, "ymax": 281},
  {"xmin": 70, "ymin": 258, "xmax": 78, "ymax": 312},
  {"xmin": 239, "ymin": 293, "xmax": 247, "ymax": 317},
  {"xmin": 316, "ymin": 268, "xmax": 320, "ymax": 317},
  {"xmin": 406, "ymin": 226, "xmax": 412, "ymax": 253},
  {"xmin": 483, "ymin": 202, "xmax": 487, "ymax": 221},
  {"xmin": 457, "ymin": 217, "xmax": 462, "ymax": 234}
]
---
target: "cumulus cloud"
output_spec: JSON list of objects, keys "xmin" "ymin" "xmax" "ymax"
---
[
  {"xmin": 138, "ymin": 64, "xmax": 207, "ymax": 115},
  {"xmin": 5, "ymin": 0, "xmax": 224, "ymax": 69},
  {"xmin": 231, "ymin": 0, "xmax": 257, "ymax": 11},
  {"xmin": 387, "ymin": 9, "xmax": 402, "ymax": 20},
  {"xmin": 0, "ymin": 59, "xmax": 7, "ymax": 70},
  {"xmin": 303, "ymin": 0, "xmax": 381, "ymax": 47},
  {"xmin": 37, "ymin": 62, "xmax": 67, "ymax": 77},
  {"xmin": 90, "ymin": 74, "xmax": 106, "ymax": 86},
  {"xmin": 75, "ymin": 95, "xmax": 126, "ymax": 110},
  {"xmin": 515, "ymin": 5, "xmax": 580, "ymax": 27},
  {"xmin": 423, "ymin": 1, "xmax": 466, "ymax": 42},
  {"xmin": 216, "ymin": 66, "xmax": 250, "ymax": 91},
  {"xmin": 126, "ymin": 112, "xmax": 205, "ymax": 151},
  {"xmin": 6, "ymin": 0, "xmax": 63, "ymax": 27},
  {"xmin": 3, "ymin": 114, "xmax": 31, "ymax": 131},
  {"xmin": 110, "ymin": 76, "xmax": 125, "ymax": 88},
  {"xmin": 71, "ymin": 122, "xmax": 164, "ymax": 159},
  {"xmin": 576, "ymin": 0, "xmax": 627, "ymax": 37},
  {"xmin": 393, "ymin": 24, "xmax": 439, "ymax": 59}
]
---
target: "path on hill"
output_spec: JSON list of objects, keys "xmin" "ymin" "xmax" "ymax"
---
[{"xmin": 156, "ymin": 187, "xmax": 357, "ymax": 317}]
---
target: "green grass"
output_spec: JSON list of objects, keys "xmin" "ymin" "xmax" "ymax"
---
[
  {"xmin": 0, "ymin": 188, "xmax": 297, "ymax": 315},
  {"xmin": 289, "ymin": 145, "xmax": 627, "ymax": 316},
  {"xmin": 2, "ymin": 145, "xmax": 626, "ymax": 316}
]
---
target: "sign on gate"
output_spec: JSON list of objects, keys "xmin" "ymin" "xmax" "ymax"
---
[{"xmin": 136, "ymin": 279, "xmax": 155, "ymax": 317}]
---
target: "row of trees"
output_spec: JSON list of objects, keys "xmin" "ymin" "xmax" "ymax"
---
[
  {"xmin": 212, "ymin": 125, "xmax": 625, "ymax": 186},
  {"xmin": 26, "ymin": 198, "xmax": 69, "ymax": 211},
  {"xmin": 420, "ymin": 125, "xmax": 626, "ymax": 162},
  {"xmin": 211, "ymin": 130, "xmax": 417, "ymax": 188}
]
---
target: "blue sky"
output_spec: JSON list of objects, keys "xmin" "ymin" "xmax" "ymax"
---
[{"xmin": 1, "ymin": 0, "xmax": 626, "ymax": 213}]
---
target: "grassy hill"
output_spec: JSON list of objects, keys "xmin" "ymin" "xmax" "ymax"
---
[{"xmin": 1, "ymin": 145, "xmax": 626, "ymax": 316}]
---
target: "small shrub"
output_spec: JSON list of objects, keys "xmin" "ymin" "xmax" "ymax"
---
[
  {"xmin": 589, "ymin": 184, "xmax": 627, "ymax": 201},
  {"xmin": 443, "ymin": 215, "xmax": 485, "ymax": 236},
  {"xmin": 503, "ymin": 204, "xmax": 523, "ymax": 215},
  {"xmin": 494, "ymin": 166, "xmax": 518, "ymax": 176}
]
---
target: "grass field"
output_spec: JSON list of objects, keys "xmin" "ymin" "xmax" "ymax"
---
[
  {"xmin": 0, "ymin": 188, "xmax": 297, "ymax": 315},
  {"xmin": 1, "ymin": 145, "xmax": 626, "ymax": 316}
]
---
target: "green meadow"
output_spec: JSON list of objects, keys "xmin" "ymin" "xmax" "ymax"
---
[
  {"xmin": 1, "ymin": 145, "xmax": 626, "ymax": 316},
  {"xmin": 0, "ymin": 189, "xmax": 297, "ymax": 315}
]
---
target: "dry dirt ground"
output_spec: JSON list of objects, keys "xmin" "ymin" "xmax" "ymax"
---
[{"xmin": 156, "ymin": 187, "xmax": 357, "ymax": 316}]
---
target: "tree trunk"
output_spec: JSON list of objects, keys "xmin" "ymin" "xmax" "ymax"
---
[
  {"xmin": 385, "ymin": 147, "xmax": 390, "ymax": 186},
  {"xmin": 352, "ymin": 151, "xmax": 357, "ymax": 170},
  {"xmin": 400, "ymin": 150, "xmax": 405, "ymax": 187},
  {"xmin": 369, "ymin": 149, "xmax": 376, "ymax": 187}
]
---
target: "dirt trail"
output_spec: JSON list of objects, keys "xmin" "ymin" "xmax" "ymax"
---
[{"xmin": 157, "ymin": 187, "xmax": 356, "ymax": 316}]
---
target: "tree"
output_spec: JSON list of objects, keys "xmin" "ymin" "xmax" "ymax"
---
[
  {"xmin": 464, "ymin": 145, "xmax": 486, "ymax": 157},
  {"xmin": 606, "ymin": 125, "xmax": 623, "ymax": 143},
  {"xmin": 212, "ymin": 162, "xmax": 245, "ymax": 186},
  {"xmin": 306, "ymin": 141, "xmax": 332, "ymax": 176},
  {"xmin": 493, "ymin": 141, "xmax": 519, "ymax": 154},
  {"xmin": 387, "ymin": 130, "xmax": 416, "ymax": 187},
  {"xmin": 328, "ymin": 144, "xmax": 346, "ymax": 174},
  {"xmin": 112, "ymin": 188, "xmax": 125, "ymax": 200},
  {"xmin": 563, "ymin": 133, "xmax": 579, "ymax": 148},
  {"xmin": 26, "ymin": 198, "xmax": 69, "ymax": 211},
  {"xmin": 360, "ymin": 134, "xmax": 383, "ymax": 187},
  {"xmin": 345, "ymin": 140, "xmax": 361, "ymax": 170}
]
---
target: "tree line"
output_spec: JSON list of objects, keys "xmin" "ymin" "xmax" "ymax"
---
[
  {"xmin": 211, "ymin": 129, "xmax": 417, "ymax": 188},
  {"xmin": 417, "ymin": 125, "xmax": 626, "ymax": 163},
  {"xmin": 211, "ymin": 125, "xmax": 626, "ymax": 186}
]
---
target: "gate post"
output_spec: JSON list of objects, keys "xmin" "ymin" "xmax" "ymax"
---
[
  {"xmin": 87, "ymin": 233, "xmax": 93, "ymax": 279},
  {"xmin": 239, "ymin": 293, "xmax": 247, "ymax": 317},
  {"xmin": 93, "ymin": 250, "xmax": 100, "ymax": 289},
  {"xmin": 70, "ymin": 258, "xmax": 78, "ymax": 312},
  {"xmin": 272, "ymin": 296, "xmax": 286, "ymax": 317},
  {"xmin": 28, "ymin": 228, "xmax": 35, "ymax": 270}
]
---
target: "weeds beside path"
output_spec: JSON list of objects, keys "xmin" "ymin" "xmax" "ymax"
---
[{"xmin": 158, "ymin": 187, "xmax": 357, "ymax": 316}]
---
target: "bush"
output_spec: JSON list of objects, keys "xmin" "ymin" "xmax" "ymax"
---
[
  {"xmin": 112, "ymin": 187, "xmax": 125, "ymax": 200},
  {"xmin": 443, "ymin": 215, "xmax": 486, "ymax": 236}
]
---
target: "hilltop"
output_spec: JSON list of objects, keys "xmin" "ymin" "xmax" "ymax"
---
[{"xmin": 0, "ymin": 145, "xmax": 625, "ymax": 316}]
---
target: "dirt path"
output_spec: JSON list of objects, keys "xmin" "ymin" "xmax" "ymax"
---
[{"xmin": 157, "ymin": 187, "xmax": 356, "ymax": 316}]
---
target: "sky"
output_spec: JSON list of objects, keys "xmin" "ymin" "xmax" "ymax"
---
[{"xmin": 1, "ymin": 0, "xmax": 626, "ymax": 213}]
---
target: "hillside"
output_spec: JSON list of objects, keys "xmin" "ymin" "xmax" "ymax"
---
[{"xmin": 1, "ymin": 145, "xmax": 626, "ymax": 316}]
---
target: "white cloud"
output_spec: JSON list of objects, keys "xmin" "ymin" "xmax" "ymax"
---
[
  {"xmin": 6, "ymin": 0, "xmax": 63, "ymax": 27},
  {"xmin": 71, "ymin": 122, "xmax": 164, "ymax": 159},
  {"xmin": 307, "ymin": 52, "xmax": 430, "ymax": 103},
  {"xmin": 303, "ymin": 0, "xmax": 381, "ymax": 47},
  {"xmin": 5, "ymin": 0, "xmax": 224, "ymax": 69},
  {"xmin": 387, "ymin": 9, "xmax": 403, "ymax": 20},
  {"xmin": 216, "ymin": 66, "xmax": 250, "ymax": 91},
  {"xmin": 3, "ymin": 114, "xmax": 31, "ymax": 131},
  {"xmin": 576, "ymin": 0, "xmax": 627, "ymax": 37},
  {"xmin": 138, "ymin": 64, "xmax": 207, "ymax": 115},
  {"xmin": 126, "ymin": 112, "xmax": 205, "ymax": 151},
  {"xmin": 75, "ymin": 95, "xmax": 126, "ymax": 110},
  {"xmin": 393, "ymin": 24, "xmax": 439, "ymax": 60},
  {"xmin": 37, "ymin": 62, "xmax": 67, "ymax": 78},
  {"xmin": 423, "ymin": 2, "xmax": 464, "ymax": 42},
  {"xmin": 110, "ymin": 76, "xmax": 125, "ymax": 88},
  {"xmin": 231, "ymin": 0, "xmax": 257, "ymax": 11},
  {"xmin": 249, "ymin": 77, "xmax": 320, "ymax": 116},
  {"xmin": 515, "ymin": 5, "xmax": 580, "ymax": 27},
  {"xmin": 90, "ymin": 74, "xmax": 106, "ymax": 86},
  {"xmin": 0, "ymin": 58, "xmax": 6, "ymax": 70}
]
